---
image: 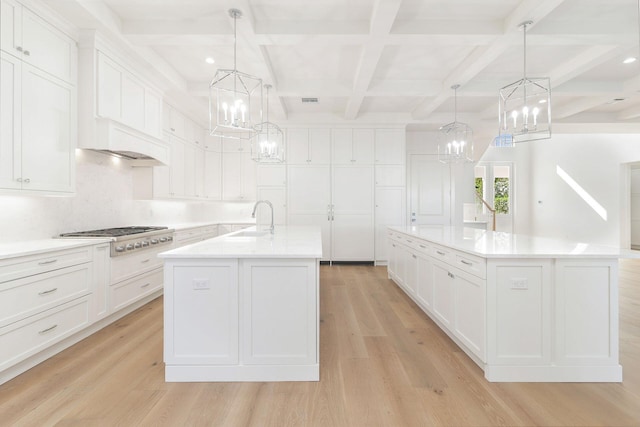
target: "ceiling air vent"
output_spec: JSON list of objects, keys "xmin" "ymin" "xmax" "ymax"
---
[{"xmin": 301, "ymin": 97, "xmax": 318, "ymax": 103}]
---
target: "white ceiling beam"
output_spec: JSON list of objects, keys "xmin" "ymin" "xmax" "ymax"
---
[
  {"xmin": 344, "ymin": 0, "xmax": 403, "ymax": 120},
  {"xmin": 553, "ymin": 95, "xmax": 614, "ymax": 119}
]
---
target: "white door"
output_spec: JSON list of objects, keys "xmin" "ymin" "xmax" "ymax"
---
[{"xmin": 409, "ymin": 154, "xmax": 451, "ymax": 225}]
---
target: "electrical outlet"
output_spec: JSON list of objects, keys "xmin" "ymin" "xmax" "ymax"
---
[
  {"xmin": 193, "ymin": 279, "xmax": 210, "ymax": 290},
  {"xmin": 511, "ymin": 278, "xmax": 528, "ymax": 290}
]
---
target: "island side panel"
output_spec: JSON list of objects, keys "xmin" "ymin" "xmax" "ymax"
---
[
  {"xmin": 163, "ymin": 259, "xmax": 239, "ymax": 367},
  {"xmin": 240, "ymin": 258, "xmax": 318, "ymax": 367}
]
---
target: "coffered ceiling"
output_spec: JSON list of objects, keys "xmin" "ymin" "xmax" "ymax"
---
[{"xmin": 50, "ymin": 0, "xmax": 640, "ymax": 142}]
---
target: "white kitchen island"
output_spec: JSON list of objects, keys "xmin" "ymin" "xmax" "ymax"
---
[
  {"xmin": 159, "ymin": 226, "xmax": 322, "ymax": 382},
  {"xmin": 387, "ymin": 225, "xmax": 639, "ymax": 382}
]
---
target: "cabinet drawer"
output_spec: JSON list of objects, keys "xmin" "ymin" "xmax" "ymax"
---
[
  {"xmin": 0, "ymin": 297, "xmax": 91, "ymax": 371},
  {"xmin": 110, "ymin": 268, "xmax": 163, "ymax": 312},
  {"xmin": 455, "ymin": 252, "xmax": 486, "ymax": 279},
  {"xmin": 111, "ymin": 248, "xmax": 164, "ymax": 284},
  {"xmin": 431, "ymin": 244, "xmax": 456, "ymax": 264},
  {"xmin": 0, "ymin": 246, "xmax": 92, "ymax": 284},
  {"xmin": 0, "ymin": 263, "xmax": 91, "ymax": 328}
]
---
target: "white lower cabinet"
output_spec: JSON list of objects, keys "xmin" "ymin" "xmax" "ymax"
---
[
  {"xmin": 0, "ymin": 296, "xmax": 91, "ymax": 372},
  {"xmin": 388, "ymin": 231, "xmax": 486, "ymax": 363},
  {"xmin": 163, "ymin": 257, "xmax": 319, "ymax": 381},
  {"xmin": 242, "ymin": 259, "xmax": 317, "ymax": 365},
  {"xmin": 165, "ymin": 260, "xmax": 239, "ymax": 365},
  {"xmin": 110, "ymin": 268, "xmax": 163, "ymax": 313}
]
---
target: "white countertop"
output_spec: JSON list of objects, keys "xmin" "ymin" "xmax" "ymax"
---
[
  {"xmin": 159, "ymin": 226, "xmax": 323, "ymax": 259},
  {"xmin": 390, "ymin": 225, "xmax": 640, "ymax": 259},
  {"xmin": 168, "ymin": 220, "xmax": 255, "ymax": 232},
  {"xmin": 0, "ymin": 238, "xmax": 112, "ymax": 260}
]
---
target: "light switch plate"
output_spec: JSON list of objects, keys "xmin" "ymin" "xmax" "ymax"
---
[
  {"xmin": 193, "ymin": 279, "xmax": 210, "ymax": 290},
  {"xmin": 511, "ymin": 278, "xmax": 528, "ymax": 290}
]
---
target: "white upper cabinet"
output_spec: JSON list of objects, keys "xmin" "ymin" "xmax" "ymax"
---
[
  {"xmin": 0, "ymin": 1, "xmax": 76, "ymax": 194},
  {"xmin": 331, "ymin": 129, "xmax": 374, "ymax": 164},
  {"xmin": 375, "ymin": 129, "xmax": 405, "ymax": 165},
  {"xmin": 287, "ymin": 128, "xmax": 330, "ymax": 164},
  {"xmin": 1, "ymin": 0, "xmax": 75, "ymax": 84}
]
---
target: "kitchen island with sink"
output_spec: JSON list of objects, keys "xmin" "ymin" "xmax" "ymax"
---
[
  {"xmin": 158, "ymin": 226, "xmax": 322, "ymax": 382},
  {"xmin": 387, "ymin": 225, "xmax": 639, "ymax": 382}
]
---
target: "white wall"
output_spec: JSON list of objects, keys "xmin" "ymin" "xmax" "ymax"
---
[
  {"xmin": 0, "ymin": 150, "xmax": 254, "ymax": 242},
  {"xmin": 481, "ymin": 134, "xmax": 640, "ymax": 246}
]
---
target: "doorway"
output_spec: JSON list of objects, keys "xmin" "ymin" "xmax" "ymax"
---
[{"xmin": 408, "ymin": 154, "xmax": 450, "ymax": 225}]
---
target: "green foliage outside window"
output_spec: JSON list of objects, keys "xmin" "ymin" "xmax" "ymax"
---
[{"xmin": 494, "ymin": 178, "xmax": 509, "ymax": 214}]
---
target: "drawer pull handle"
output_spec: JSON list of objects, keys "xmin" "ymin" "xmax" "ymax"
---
[
  {"xmin": 38, "ymin": 288, "xmax": 58, "ymax": 296},
  {"xmin": 406, "ymin": 240, "xmax": 413, "ymax": 243},
  {"xmin": 447, "ymin": 272, "xmax": 455, "ymax": 279},
  {"xmin": 39, "ymin": 324, "xmax": 58, "ymax": 335},
  {"xmin": 141, "ymin": 282, "xmax": 151, "ymax": 288},
  {"xmin": 460, "ymin": 260, "xmax": 473, "ymax": 266},
  {"xmin": 141, "ymin": 259, "xmax": 151, "ymax": 263},
  {"xmin": 436, "ymin": 251, "xmax": 445, "ymax": 256},
  {"xmin": 38, "ymin": 259, "xmax": 58, "ymax": 265},
  {"xmin": 412, "ymin": 254, "xmax": 417, "ymax": 259},
  {"xmin": 419, "ymin": 245, "xmax": 427, "ymax": 249}
]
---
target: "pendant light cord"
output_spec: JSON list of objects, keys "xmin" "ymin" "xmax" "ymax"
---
[{"xmin": 523, "ymin": 22, "xmax": 527, "ymax": 80}]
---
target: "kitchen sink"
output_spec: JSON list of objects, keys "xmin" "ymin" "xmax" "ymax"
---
[{"xmin": 228, "ymin": 230, "xmax": 270, "ymax": 238}]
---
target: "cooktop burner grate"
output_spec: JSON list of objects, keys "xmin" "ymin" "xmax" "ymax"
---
[{"xmin": 59, "ymin": 226, "xmax": 168, "ymax": 238}]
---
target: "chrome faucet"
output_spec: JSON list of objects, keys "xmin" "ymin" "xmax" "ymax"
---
[{"xmin": 251, "ymin": 200, "xmax": 275, "ymax": 234}]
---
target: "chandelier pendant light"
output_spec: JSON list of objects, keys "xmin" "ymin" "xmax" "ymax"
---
[
  {"xmin": 209, "ymin": 9, "xmax": 263, "ymax": 140},
  {"xmin": 438, "ymin": 84, "xmax": 473, "ymax": 164},
  {"xmin": 498, "ymin": 20, "xmax": 551, "ymax": 143},
  {"xmin": 251, "ymin": 84, "xmax": 285, "ymax": 163}
]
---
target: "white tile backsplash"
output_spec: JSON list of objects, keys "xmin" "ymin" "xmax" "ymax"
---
[{"xmin": 0, "ymin": 150, "xmax": 254, "ymax": 242}]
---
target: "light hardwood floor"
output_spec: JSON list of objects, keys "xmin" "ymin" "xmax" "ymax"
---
[{"xmin": 2, "ymin": 261, "xmax": 640, "ymax": 426}]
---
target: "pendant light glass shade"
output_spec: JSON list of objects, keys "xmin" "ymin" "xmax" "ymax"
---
[
  {"xmin": 209, "ymin": 9, "xmax": 262, "ymax": 140},
  {"xmin": 251, "ymin": 84, "xmax": 285, "ymax": 163},
  {"xmin": 498, "ymin": 21, "xmax": 551, "ymax": 143},
  {"xmin": 438, "ymin": 84, "xmax": 473, "ymax": 164}
]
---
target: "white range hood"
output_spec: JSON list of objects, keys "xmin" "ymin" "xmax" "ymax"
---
[{"xmin": 87, "ymin": 118, "xmax": 170, "ymax": 166}]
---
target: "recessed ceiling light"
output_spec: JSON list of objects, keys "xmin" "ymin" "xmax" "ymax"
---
[
  {"xmin": 205, "ymin": 57, "xmax": 215, "ymax": 64},
  {"xmin": 623, "ymin": 57, "xmax": 637, "ymax": 64}
]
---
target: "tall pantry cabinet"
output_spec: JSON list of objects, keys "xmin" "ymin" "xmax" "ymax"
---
[
  {"xmin": 0, "ymin": 0, "xmax": 76, "ymax": 193},
  {"xmin": 286, "ymin": 127, "xmax": 405, "ymax": 263}
]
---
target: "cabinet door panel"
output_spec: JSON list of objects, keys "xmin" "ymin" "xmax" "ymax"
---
[
  {"xmin": 454, "ymin": 271, "xmax": 485, "ymax": 360},
  {"xmin": 0, "ymin": 52, "xmax": 20, "ymax": 189},
  {"xmin": 183, "ymin": 142, "xmax": 196, "ymax": 197},
  {"xmin": 375, "ymin": 188, "xmax": 405, "ymax": 262},
  {"xmin": 167, "ymin": 262, "xmax": 239, "ymax": 365},
  {"xmin": 257, "ymin": 164, "xmax": 286, "ymax": 186},
  {"xmin": 375, "ymin": 129, "xmax": 404, "ymax": 164},
  {"xmin": 309, "ymin": 129, "xmax": 330, "ymax": 164},
  {"xmin": 331, "ymin": 128, "xmax": 352, "ymax": 164},
  {"xmin": 121, "ymin": 73, "xmax": 145, "ymax": 130},
  {"xmin": 332, "ymin": 166, "xmax": 373, "ymax": 215},
  {"xmin": 97, "ymin": 53, "xmax": 122, "ymax": 119},
  {"xmin": 21, "ymin": 8, "xmax": 73, "ymax": 83},
  {"xmin": 288, "ymin": 166, "xmax": 330, "ymax": 214},
  {"xmin": 286, "ymin": 128, "xmax": 309, "ymax": 164},
  {"xmin": 353, "ymin": 129, "xmax": 374, "ymax": 163},
  {"xmin": 415, "ymin": 254, "xmax": 434, "ymax": 311},
  {"xmin": 432, "ymin": 261, "xmax": 454, "ymax": 327},
  {"xmin": 242, "ymin": 260, "xmax": 316, "ymax": 365},
  {"xmin": 1, "ymin": 0, "xmax": 20, "ymax": 56},
  {"xmin": 21, "ymin": 65, "xmax": 73, "ymax": 192},
  {"xmin": 331, "ymin": 214, "xmax": 374, "ymax": 261},
  {"xmin": 144, "ymin": 89, "xmax": 162, "ymax": 137},
  {"xmin": 169, "ymin": 138, "xmax": 185, "ymax": 197}
]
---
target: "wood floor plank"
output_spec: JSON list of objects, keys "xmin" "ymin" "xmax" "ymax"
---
[{"xmin": 2, "ymin": 263, "xmax": 640, "ymax": 426}]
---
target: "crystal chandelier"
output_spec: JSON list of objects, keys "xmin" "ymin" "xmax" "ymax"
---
[
  {"xmin": 209, "ymin": 9, "xmax": 262, "ymax": 140},
  {"xmin": 438, "ymin": 84, "xmax": 473, "ymax": 164},
  {"xmin": 251, "ymin": 84, "xmax": 285, "ymax": 163},
  {"xmin": 498, "ymin": 20, "xmax": 551, "ymax": 143}
]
